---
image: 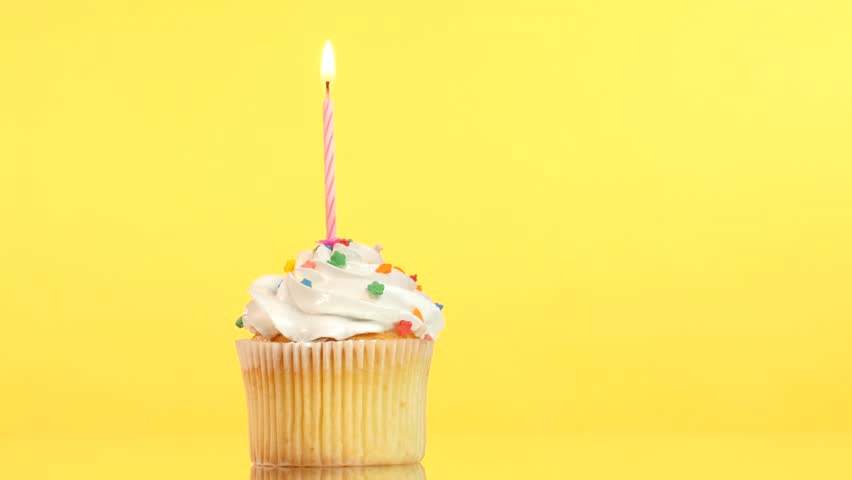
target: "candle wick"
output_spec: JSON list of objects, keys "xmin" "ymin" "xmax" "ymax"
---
[{"xmin": 325, "ymin": 81, "xmax": 330, "ymax": 95}]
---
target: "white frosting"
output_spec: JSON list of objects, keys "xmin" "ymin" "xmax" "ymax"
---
[{"xmin": 242, "ymin": 241, "xmax": 445, "ymax": 342}]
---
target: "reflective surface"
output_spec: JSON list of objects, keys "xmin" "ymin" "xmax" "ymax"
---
[
  {"xmin": 252, "ymin": 464, "xmax": 425, "ymax": 479},
  {"xmin": 2, "ymin": 433, "xmax": 852, "ymax": 479}
]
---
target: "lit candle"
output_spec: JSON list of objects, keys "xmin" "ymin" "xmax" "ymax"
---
[{"xmin": 321, "ymin": 41, "xmax": 337, "ymax": 241}]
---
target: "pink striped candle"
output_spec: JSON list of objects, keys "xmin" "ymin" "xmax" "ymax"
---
[{"xmin": 321, "ymin": 41, "xmax": 337, "ymax": 240}]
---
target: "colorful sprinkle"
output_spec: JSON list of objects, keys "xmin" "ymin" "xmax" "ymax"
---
[
  {"xmin": 424, "ymin": 334, "xmax": 433, "ymax": 341},
  {"xmin": 393, "ymin": 265, "xmax": 406, "ymax": 273},
  {"xmin": 300, "ymin": 260, "xmax": 317, "ymax": 269},
  {"xmin": 416, "ymin": 285, "xmax": 423, "ymax": 291},
  {"xmin": 367, "ymin": 281, "xmax": 385, "ymax": 296},
  {"xmin": 328, "ymin": 251, "xmax": 347, "ymax": 268},
  {"xmin": 301, "ymin": 278, "xmax": 313, "ymax": 288},
  {"xmin": 284, "ymin": 259, "xmax": 296, "ymax": 273},
  {"xmin": 409, "ymin": 274, "xmax": 418, "ymax": 282},
  {"xmin": 412, "ymin": 308, "xmax": 423, "ymax": 321},
  {"xmin": 396, "ymin": 320, "xmax": 413, "ymax": 337},
  {"xmin": 376, "ymin": 263, "xmax": 392, "ymax": 273},
  {"xmin": 435, "ymin": 303, "xmax": 444, "ymax": 310},
  {"xmin": 318, "ymin": 238, "xmax": 351, "ymax": 248},
  {"xmin": 235, "ymin": 316, "xmax": 244, "ymax": 328}
]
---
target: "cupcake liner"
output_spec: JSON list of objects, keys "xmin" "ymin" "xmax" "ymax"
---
[
  {"xmin": 250, "ymin": 464, "xmax": 426, "ymax": 480},
  {"xmin": 237, "ymin": 339, "xmax": 433, "ymax": 466}
]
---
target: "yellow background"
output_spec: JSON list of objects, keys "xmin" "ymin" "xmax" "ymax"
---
[{"xmin": 2, "ymin": 0, "xmax": 852, "ymax": 463}]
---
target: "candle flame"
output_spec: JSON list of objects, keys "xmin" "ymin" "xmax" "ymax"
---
[{"xmin": 321, "ymin": 41, "xmax": 335, "ymax": 83}]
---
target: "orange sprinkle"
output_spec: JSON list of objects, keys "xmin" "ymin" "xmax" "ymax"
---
[
  {"xmin": 375, "ymin": 263, "xmax": 392, "ymax": 273},
  {"xmin": 416, "ymin": 285, "xmax": 423, "ymax": 291},
  {"xmin": 393, "ymin": 265, "xmax": 406, "ymax": 273},
  {"xmin": 412, "ymin": 308, "xmax": 423, "ymax": 320}
]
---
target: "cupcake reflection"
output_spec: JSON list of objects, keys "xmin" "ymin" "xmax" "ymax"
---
[{"xmin": 250, "ymin": 464, "xmax": 426, "ymax": 480}]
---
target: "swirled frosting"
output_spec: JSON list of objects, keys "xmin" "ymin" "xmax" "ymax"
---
[{"xmin": 240, "ymin": 241, "xmax": 445, "ymax": 342}]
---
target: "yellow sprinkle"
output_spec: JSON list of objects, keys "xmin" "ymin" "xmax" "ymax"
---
[{"xmin": 284, "ymin": 259, "xmax": 296, "ymax": 273}]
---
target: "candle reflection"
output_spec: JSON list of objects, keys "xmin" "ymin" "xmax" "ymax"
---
[{"xmin": 251, "ymin": 463, "xmax": 425, "ymax": 479}]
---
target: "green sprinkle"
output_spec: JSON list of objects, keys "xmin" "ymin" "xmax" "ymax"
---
[
  {"xmin": 235, "ymin": 316, "xmax": 244, "ymax": 328},
  {"xmin": 367, "ymin": 281, "xmax": 385, "ymax": 296},
  {"xmin": 328, "ymin": 251, "xmax": 347, "ymax": 268}
]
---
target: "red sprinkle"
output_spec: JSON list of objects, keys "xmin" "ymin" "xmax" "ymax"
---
[
  {"xmin": 300, "ymin": 260, "xmax": 317, "ymax": 269},
  {"xmin": 396, "ymin": 320, "xmax": 413, "ymax": 337},
  {"xmin": 409, "ymin": 274, "xmax": 418, "ymax": 282},
  {"xmin": 317, "ymin": 238, "xmax": 351, "ymax": 248},
  {"xmin": 424, "ymin": 334, "xmax": 433, "ymax": 341}
]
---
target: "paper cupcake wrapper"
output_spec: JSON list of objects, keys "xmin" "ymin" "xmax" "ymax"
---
[
  {"xmin": 251, "ymin": 464, "xmax": 426, "ymax": 480},
  {"xmin": 237, "ymin": 339, "xmax": 433, "ymax": 466}
]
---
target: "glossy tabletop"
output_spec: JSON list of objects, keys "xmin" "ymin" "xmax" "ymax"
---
[{"xmin": 2, "ymin": 433, "xmax": 851, "ymax": 479}]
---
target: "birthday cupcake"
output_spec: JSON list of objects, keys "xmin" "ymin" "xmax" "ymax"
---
[{"xmin": 235, "ymin": 239, "xmax": 445, "ymax": 466}]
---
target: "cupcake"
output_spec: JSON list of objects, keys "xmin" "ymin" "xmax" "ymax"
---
[{"xmin": 236, "ymin": 239, "xmax": 445, "ymax": 466}]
